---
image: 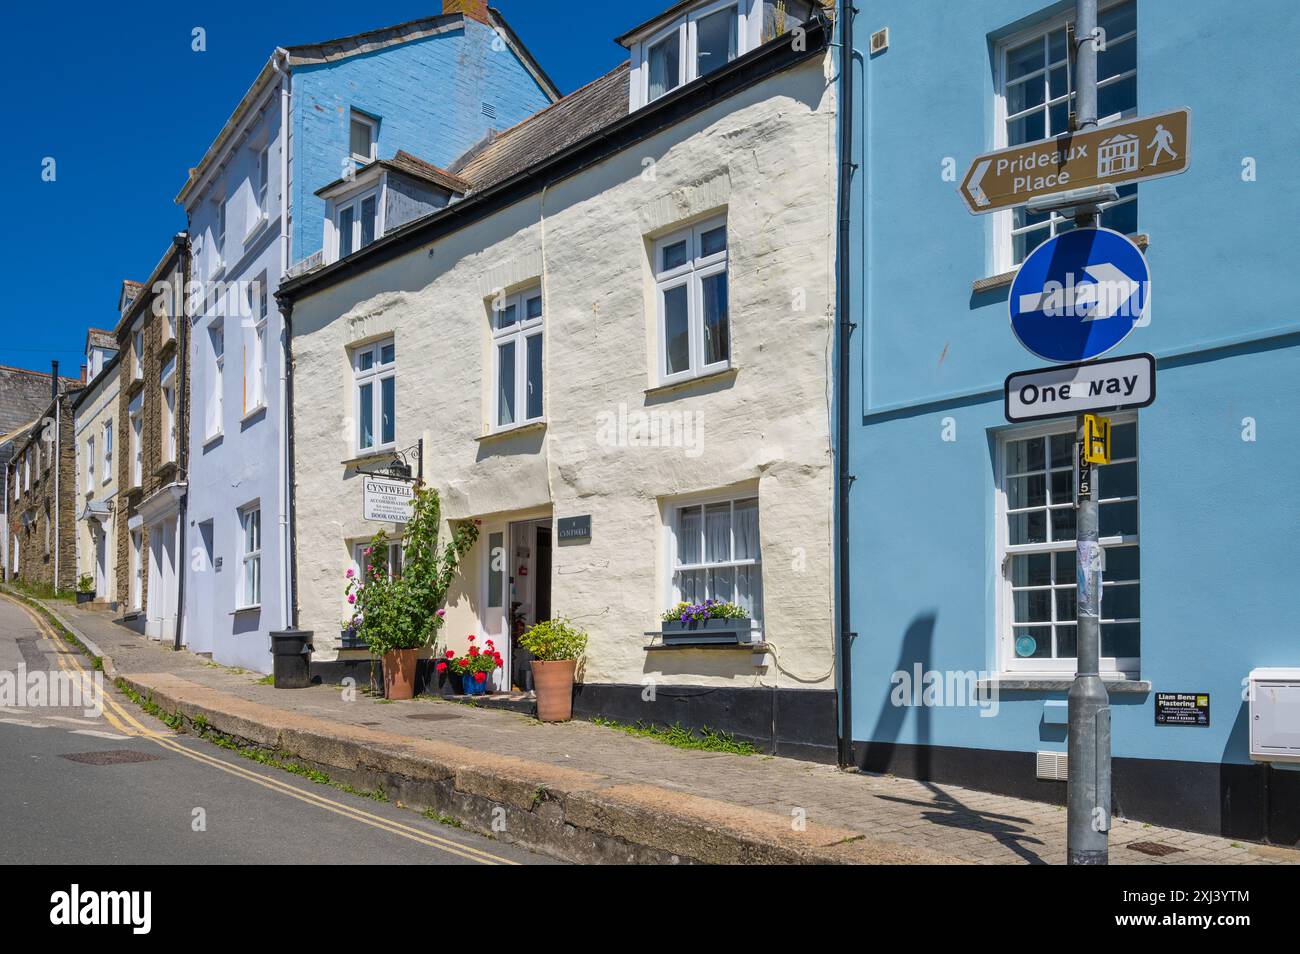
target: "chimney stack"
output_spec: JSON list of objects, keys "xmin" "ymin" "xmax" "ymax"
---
[
  {"xmin": 51, "ymin": 360, "xmax": 59, "ymax": 400},
  {"xmin": 443, "ymin": 0, "xmax": 491, "ymax": 26}
]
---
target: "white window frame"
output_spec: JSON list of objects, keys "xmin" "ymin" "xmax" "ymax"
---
[
  {"xmin": 637, "ymin": 0, "xmax": 750, "ymax": 108},
  {"xmin": 992, "ymin": 0, "xmax": 1138, "ymax": 272},
  {"xmin": 238, "ymin": 504, "xmax": 262, "ymax": 610},
  {"xmin": 23, "ymin": 450, "xmax": 30, "ymax": 491},
  {"xmin": 129, "ymin": 528, "xmax": 142, "ymax": 611},
  {"xmin": 653, "ymin": 215, "xmax": 730, "ymax": 386},
  {"xmin": 256, "ymin": 144, "xmax": 271, "ymax": 218},
  {"xmin": 352, "ymin": 338, "xmax": 396, "ymax": 454},
  {"xmin": 214, "ymin": 194, "xmax": 227, "ymax": 271},
  {"xmin": 132, "ymin": 328, "xmax": 144, "ymax": 381},
  {"xmin": 207, "ymin": 320, "xmax": 225, "ymax": 441},
  {"xmin": 102, "ymin": 420, "xmax": 113, "ymax": 484},
  {"xmin": 349, "ymin": 110, "xmax": 378, "ymax": 165},
  {"xmin": 995, "ymin": 413, "xmax": 1140, "ymax": 677},
  {"xmin": 665, "ymin": 490, "xmax": 764, "ymax": 634},
  {"xmin": 85, "ymin": 436, "xmax": 95, "ymax": 492},
  {"xmin": 489, "ymin": 285, "xmax": 544, "ymax": 432},
  {"xmin": 129, "ymin": 395, "xmax": 143, "ymax": 488},
  {"xmin": 160, "ymin": 357, "xmax": 178, "ymax": 464},
  {"xmin": 331, "ymin": 187, "xmax": 382, "ymax": 262},
  {"xmin": 351, "ymin": 540, "xmax": 403, "ymax": 584},
  {"xmin": 244, "ymin": 276, "xmax": 268, "ymax": 416}
]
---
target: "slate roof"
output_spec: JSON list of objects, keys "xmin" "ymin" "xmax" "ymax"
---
[
  {"xmin": 85, "ymin": 328, "xmax": 117, "ymax": 352},
  {"xmin": 316, "ymin": 150, "xmax": 471, "ymax": 198},
  {"xmin": 449, "ymin": 63, "xmax": 630, "ymax": 193}
]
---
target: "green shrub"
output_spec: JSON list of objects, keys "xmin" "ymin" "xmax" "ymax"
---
[{"xmin": 519, "ymin": 618, "xmax": 588, "ymax": 661}]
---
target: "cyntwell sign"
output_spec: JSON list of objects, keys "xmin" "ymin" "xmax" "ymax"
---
[{"xmin": 1009, "ymin": 228, "xmax": 1150, "ymax": 363}]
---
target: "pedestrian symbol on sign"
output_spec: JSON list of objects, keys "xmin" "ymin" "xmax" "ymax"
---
[{"xmin": 1148, "ymin": 124, "xmax": 1179, "ymax": 164}]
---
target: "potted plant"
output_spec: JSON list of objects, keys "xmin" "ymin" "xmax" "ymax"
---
[
  {"xmin": 343, "ymin": 485, "xmax": 478, "ymax": 700},
  {"xmin": 519, "ymin": 618, "xmax": 588, "ymax": 722},
  {"xmin": 75, "ymin": 574, "xmax": 95, "ymax": 604},
  {"xmin": 661, "ymin": 599, "xmax": 751, "ymax": 645},
  {"xmin": 442, "ymin": 635, "xmax": 503, "ymax": 697}
]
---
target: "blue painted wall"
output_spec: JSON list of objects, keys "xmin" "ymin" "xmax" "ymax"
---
[
  {"xmin": 843, "ymin": 0, "xmax": 1299, "ymax": 771},
  {"xmin": 291, "ymin": 17, "xmax": 554, "ymax": 260},
  {"xmin": 183, "ymin": 14, "xmax": 554, "ymax": 671}
]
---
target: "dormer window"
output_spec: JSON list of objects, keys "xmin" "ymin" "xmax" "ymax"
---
[{"xmin": 629, "ymin": 1, "xmax": 817, "ymax": 110}]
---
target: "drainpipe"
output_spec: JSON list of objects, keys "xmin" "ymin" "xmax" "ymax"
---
[
  {"xmin": 52, "ymin": 361, "xmax": 62, "ymax": 592},
  {"xmin": 174, "ymin": 234, "xmax": 190, "ymax": 651},
  {"xmin": 273, "ymin": 48, "xmax": 296, "ymax": 631},
  {"xmin": 833, "ymin": 2, "xmax": 858, "ymax": 768}
]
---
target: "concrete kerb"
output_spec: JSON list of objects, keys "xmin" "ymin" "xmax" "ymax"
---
[{"xmin": 113, "ymin": 669, "xmax": 962, "ymax": 865}]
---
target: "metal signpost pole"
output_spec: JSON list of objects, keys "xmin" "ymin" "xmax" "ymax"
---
[{"xmin": 1066, "ymin": 0, "xmax": 1112, "ymax": 866}]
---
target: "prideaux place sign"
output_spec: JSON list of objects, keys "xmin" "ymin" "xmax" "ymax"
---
[{"xmin": 959, "ymin": 108, "xmax": 1190, "ymax": 214}]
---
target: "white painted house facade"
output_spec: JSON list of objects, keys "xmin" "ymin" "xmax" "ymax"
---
[{"xmin": 281, "ymin": 3, "xmax": 840, "ymax": 759}]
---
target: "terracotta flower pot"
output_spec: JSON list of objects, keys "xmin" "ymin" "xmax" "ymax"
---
[
  {"xmin": 383, "ymin": 648, "xmax": 418, "ymax": 700},
  {"xmin": 531, "ymin": 659, "xmax": 576, "ymax": 722}
]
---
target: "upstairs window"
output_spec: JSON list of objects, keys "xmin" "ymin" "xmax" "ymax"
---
[
  {"xmin": 207, "ymin": 321, "xmax": 225, "ymax": 440},
  {"xmin": 256, "ymin": 144, "xmax": 271, "ymax": 217},
  {"xmin": 644, "ymin": 1, "xmax": 742, "ymax": 104},
  {"xmin": 997, "ymin": 0, "xmax": 1137, "ymax": 268},
  {"xmin": 334, "ymin": 190, "xmax": 379, "ymax": 261},
  {"xmin": 215, "ymin": 194, "xmax": 227, "ymax": 266},
  {"xmin": 160, "ymin": 357, "xmax": 178, "ymax": 464},
  {"xmin": 129, "ymin": 395, "xmax": 143, "ymax": 487},
  {"xmin": 85, "ymin": 437, "xmax": 95, "ymax": 492},
  {"xmin": 489, "ymin": 286, "xmax": 544, "ymax": 431},
  {"xmin": 350, "ymin": 111, "xmax": 378, "ymax": 165},
  {"xmin": 353, "ymin": 338, "xmax": 395, "ymax": 453},
  {"xmin": 132, "ymin": 329, "xmax": 144, "ymax": 381},
  {"xmin": 654, "ymin": 216, "xmax": 730, "ymax": 385},
  {"xmin": 244, "ymin": 275, "xmax": 268, "ymax": 415},
  {"xmin": 102, "ymin": 420, "xmax": 113, "ymax": 483}
]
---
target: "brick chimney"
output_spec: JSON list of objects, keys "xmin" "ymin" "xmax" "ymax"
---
[{"xmin": 443, "ymin": 0, "xmax": 491, "ymax": 25}]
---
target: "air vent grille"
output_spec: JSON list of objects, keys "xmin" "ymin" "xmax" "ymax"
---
[{"xmin": 1036, "ymin": 750, "xmax": 1069, "ymax": 781}]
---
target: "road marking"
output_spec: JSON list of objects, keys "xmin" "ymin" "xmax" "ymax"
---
[
  {"xmin": 0, "ymin": 716, "xmax": 49, "ymax": 728},
  {"xmin": 70, "ymin": 729, "xmax": 131, "ymax": 740},
  {"xmin": 46, "ymin": 715, "xmax": 101, "ymax": 726},
  {"xmin": 5, "ymin": 595, "xmax": 518, "ymax": 866}
]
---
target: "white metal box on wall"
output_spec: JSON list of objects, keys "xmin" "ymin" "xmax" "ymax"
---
[{"xmin": 1249, "ymin": 668, "xmax": 1300, "ymax": 764}]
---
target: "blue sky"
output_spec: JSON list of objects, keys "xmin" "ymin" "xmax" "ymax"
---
[{"xmin": 1, "ymin": 1, "xmax": 667, "ymax": 376}]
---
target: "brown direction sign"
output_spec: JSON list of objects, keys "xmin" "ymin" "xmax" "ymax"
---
[{"xmin": 958, "ymin": 108, "xmax": 1190, "ymax": 215}]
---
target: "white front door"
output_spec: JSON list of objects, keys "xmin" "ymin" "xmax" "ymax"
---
[
  {"xmin": 129, "ymin": 530, "xmax": 142, "ymax": 611},
  {"xmin": 481, "ymin": 526, "xmax": 509, "ymax": 690}
]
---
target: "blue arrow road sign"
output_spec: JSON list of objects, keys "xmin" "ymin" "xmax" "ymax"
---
[{"xmin": 1009, "ymin": 227, "xmax": 1150, "ymax": 363}]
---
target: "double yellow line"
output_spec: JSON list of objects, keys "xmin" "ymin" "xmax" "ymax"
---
[{"xmin": 9, "ymin": 596, "xmax": 517, "ymax": 866}]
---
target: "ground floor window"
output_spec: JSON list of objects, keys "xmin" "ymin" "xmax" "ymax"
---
[
  {"xmin": 239, "ymin": 506, "xmax": 261, "ymax": 609},
  {"xmin": 669, "ymin": 493, "xmax": 762, "ymax": 621},
  {"xmin": 998, "ymin": 418, "xmax": 1140, "ymax": 673},
  {"xmin": 352, "ymin": 540, "xmax": 402, "ymax": 581}
]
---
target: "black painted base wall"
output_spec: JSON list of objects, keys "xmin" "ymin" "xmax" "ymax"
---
[
  {"xmin": 854, "ymin": 739, "xmax": 1300, "ymax": 846},
  {"xmin": 573, "ymin": 683, "xmax": 839, "ymax": 763}
]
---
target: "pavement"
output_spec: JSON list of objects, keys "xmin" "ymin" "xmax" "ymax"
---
[
  {"xmin": 9, "ymin": 590, "xmax": 1299, "ymax": 866},
  {"xmin": 0, "ymin": 594, "xmax": 555, "ymax": 865}
]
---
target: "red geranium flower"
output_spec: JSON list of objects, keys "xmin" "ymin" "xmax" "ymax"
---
[
  {"xmin": 444, "ymin": 649, "xmax": 455, "ymax": 659},
  {"xmin": 436, "ymin": 662, "xmax": 447, "ymax": 673},
  {"xmin": 474, "ymin": 672, "xmax": 486, "ymax": 684},
  {"xmin": 467, "ymin": 634, "xmax": 476, "ymax": 643}
]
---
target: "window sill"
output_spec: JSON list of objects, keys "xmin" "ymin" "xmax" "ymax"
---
[
  {"xmin": 243, "ymin": 214, "xmax": 270, "ymax": 245},
  {"xmin": 977, "ymin": 674, "xmax": 1151, "ymax": 693},
  {"xmin": 203, "ymin": 432, "xmax": 224, "ymax": 450},
  {"xmin": 644, "ymin": 640, "xmax": 770, "ymax": 653},
  {"xmin": 241, "ymin": 404, "xmax": 267, "ymax": 424},
  {"xmin": 153, "ymin": 460, "xmax": 178, "ymax": 479},
  {"xmin": 476, "ymin": 420, "xmax": 546, "ymax": 443},
  {"xmin": 645, "ymin": 366, "xmax": 738, "ymax": 399},
  {"xmin": 230, "ymin": 605, "xmax": 261, "ymax": 615}
]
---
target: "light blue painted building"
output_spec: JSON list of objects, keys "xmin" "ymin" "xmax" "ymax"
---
[
  {"xmin": 179, "ymin": 5, "xmax": 557, "ymax": 671},
  {"xmin": 838, "ymin": 0, "xmax": 1300, "ymax": 843}
]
